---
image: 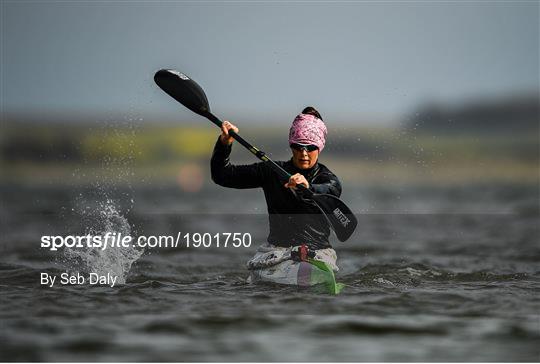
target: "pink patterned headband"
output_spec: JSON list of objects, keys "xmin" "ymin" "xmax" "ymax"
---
[{"xmin": 288, "ymin": 113, "xmax": 327, "ymax": 152}]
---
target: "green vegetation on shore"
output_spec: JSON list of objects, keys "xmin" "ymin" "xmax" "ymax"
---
[{"xmin": 1, "ymin": 121, "xmax": 538, "ymax": 186}]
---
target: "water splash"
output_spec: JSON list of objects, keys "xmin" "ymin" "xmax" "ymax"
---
[
  {"xmin": 64, "ymin": 118, "xmax": 142, "ymax": 284},
  {"xmin": 64, "ymin": 196, "xmax": 143, "ymax": 284},
  {"xmin": 62, "ymin": 115, "xmax": 144, "ymax": 284}
]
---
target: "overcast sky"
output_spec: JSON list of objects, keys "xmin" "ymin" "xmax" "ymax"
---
[{"xmin": 2, "ymin": 1, "xmax": 538, "ymax": 124}]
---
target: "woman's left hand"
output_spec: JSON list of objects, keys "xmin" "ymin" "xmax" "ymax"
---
[{"xmin": 284, "ymin": 173, "xmax": 309, "ymax": 189}]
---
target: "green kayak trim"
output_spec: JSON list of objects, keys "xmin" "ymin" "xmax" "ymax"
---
[{"xmin": 308, "ymin": 258, "xmax": 345, "ymax": 295}]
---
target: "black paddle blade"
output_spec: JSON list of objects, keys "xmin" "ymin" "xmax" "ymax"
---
[
  {"xmin": 154, "ymin": 69, "xmax": 211, "ymax": 117},
  {"xmin": 312, "ymin": 193, "xmax": 358, "ymax": 242}
]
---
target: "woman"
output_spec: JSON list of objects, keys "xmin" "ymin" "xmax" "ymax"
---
[{"xmin": 211, "ymin": 107, "xmax": 342, "ymax": 286}]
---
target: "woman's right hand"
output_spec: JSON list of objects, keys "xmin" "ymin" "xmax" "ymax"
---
[{"xmin": 220, "ymin": 120, "xmax": 239, "ymax": 145}]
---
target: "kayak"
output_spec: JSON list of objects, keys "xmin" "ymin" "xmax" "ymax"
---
[
  {"xmin": 248, "ymin": 259, "xmax": 343, "ymax": 294},
  {"xmin": 246, "ymin": 244, "xmax": 344, "ymax": 295}
]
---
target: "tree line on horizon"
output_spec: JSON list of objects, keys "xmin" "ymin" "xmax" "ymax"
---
[{"xmin": 404, "ymin": 94, "xmax": 538, "ymax": 134}]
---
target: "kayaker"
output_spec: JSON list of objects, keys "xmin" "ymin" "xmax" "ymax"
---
[{"xmin": 211, "ymin": 107, "xmax": 342, "ymax": 282}]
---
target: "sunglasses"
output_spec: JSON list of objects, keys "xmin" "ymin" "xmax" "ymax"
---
[{"xmin": 290, "ymin": 143, "xmax": 318, "ymax": 152}]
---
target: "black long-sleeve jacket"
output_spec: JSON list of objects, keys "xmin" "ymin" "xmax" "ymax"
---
[{"xmin": 210, "ymin": 138, "xmax": 342, "ymax": 249}]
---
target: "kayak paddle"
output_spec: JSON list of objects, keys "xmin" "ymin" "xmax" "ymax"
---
[{"xmin": 154, "ymin": 69, "xmax": 357, "ymax": 242}]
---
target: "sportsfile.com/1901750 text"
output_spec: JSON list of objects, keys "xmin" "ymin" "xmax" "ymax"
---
[{"xmin": 40, "ymin": 232, "xmax": 252, "ymax": 251}]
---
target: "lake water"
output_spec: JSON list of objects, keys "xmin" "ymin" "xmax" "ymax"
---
[{"xmin": 1, "ymin": 182, "xmax": 539, "ymax": 361}]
